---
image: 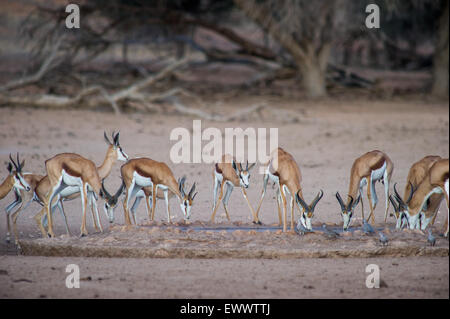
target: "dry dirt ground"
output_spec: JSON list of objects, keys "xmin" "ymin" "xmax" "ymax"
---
[{"xmin": 0, "ymin": 96, "xmax": 448, "ymax": 298}]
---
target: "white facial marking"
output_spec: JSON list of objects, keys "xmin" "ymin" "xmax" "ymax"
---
[{"xmin": 117, "ymin": 148, "xmax": 128, "ymax": 161}]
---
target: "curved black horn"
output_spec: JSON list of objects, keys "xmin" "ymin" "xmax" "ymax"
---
[
  {"xmin": 389, "ymin": 195, "xmax": 399, "ymax": 212},
  {"xmin": 296, "ymin": 191, "xmax": 310, "ymax": 211},
  {"xmin": 346, "ymin": 195, "xmax": 354, "ymax": 211},
  {"xmin": 246, "ymin": 160, "xmax": 249, "ymax": 171},
  {"xmin": 115, "ymin": 181, "xmax": 126, "ymax": 198},
  {"xmin": 406, "ymin": 182, "xmax": 415, "ymax": 204},
  {"xmin": 393, "ymin": 183, "xmax": 406, "ymax": 206},
  {"xmin": 188, "ymin": 182, "xmax": 196, "ymax": 198},
  {"xmin": 310, "ymin": 189, "xmax": 324, "ymax": 211},
  {"xmin": 9, "ymin": 153, "xmax": 17, "ymax": 170},
  {"xmin": 335, "ymin": 192, "xmax": 346, "ymax": 210},
  {"xmin": 101, "ymin": 180, "xmax": 112, "ymax": 199}
]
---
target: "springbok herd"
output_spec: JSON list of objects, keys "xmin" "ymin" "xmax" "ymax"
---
[{"xmin": 0, "ymin": 131, "xmax": 449, "ymax": 246}]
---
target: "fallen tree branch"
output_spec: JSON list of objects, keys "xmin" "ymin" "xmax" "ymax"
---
[
  {"xmin": 169, "ymin": 97, "xmax": 268, "ymax": 122},
  {"xmin": 0, "ymin": 36, "xmax": 64, "ymax": 92},
  {"xmin": 0, "ymin": 57, "xmax": 193, "ymax": 114}
]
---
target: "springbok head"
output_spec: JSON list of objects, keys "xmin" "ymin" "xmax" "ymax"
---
[
  {"xmin": 8, "ymin": 153, "xmax": 31, "ymax": 192},
  {"xmin": 232, "ymin": 160, "xmax": 256, "ymax": 189},
  {"xmin": 104, "ymin": 131, "xmax": 129, "ymax": 162},
  {"xmin": 100, "ymin": 180, "xmax": 125, "ymax": 223},
  {"xmin": 335, "ymin": 192, "xmax": 361, "ymax": 231},
  {"xmin": 295, "ymin": 189, "xmax": 324, "ymax": 230},
  {"xmin": 390, "ymin": 182, "xmax": 415, "ymax": 229},
  {"xmin": 178, "ymin": 176, "xmax": 197, "ymax": 220}
]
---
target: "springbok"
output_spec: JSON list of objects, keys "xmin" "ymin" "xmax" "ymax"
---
[
  {"xmin": 390, "ymin": 155, "xmax": 443, "ymax": 229},
  {"xmin": 32, "ymin": 131, "xmax": 128, "ymax": 237},
  {"xmin": 397, "ymin": 158, "xmax": 449, "ymax": 235},
  {"xmin": 120, "ymin": 158, "xmax": 196, "ymax": 224},
  {"xmin": 335, "ymin": 150, "xmax": 393, "ymax": 231},
  {"xmin": 210, "ymin": 154, "xmax": 259, "ymax": 224},
  {"xmin": 1, "ymin": 154, "xmax": 31, "ymax": 242},
  {"xmin": 255, "ymin": 148, "xmax": 324, "ymax": 232},
  {"xmin": 102, "ymin": 182, "xmax": 174, "ymax": 224},
  {"xmin": 43, "ymin": 151, "xmax": 105, "ymax": 237}
]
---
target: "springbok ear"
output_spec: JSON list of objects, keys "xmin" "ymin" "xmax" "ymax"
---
[
  {"xmin": 19, "ymin": 159, "xmax": 25, "ymax": 170},
  {"xmin": 247, "ymin": 163, "xmax": 256, "ymax": 171},
  {"xmin": 7, "ymin": 162, "xmax": 13, "ymax": 174}
]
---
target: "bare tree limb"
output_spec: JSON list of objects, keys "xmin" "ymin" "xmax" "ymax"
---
[{"xmin": 0, "ymin": 36, "xmax": 64, "ymax": 92}]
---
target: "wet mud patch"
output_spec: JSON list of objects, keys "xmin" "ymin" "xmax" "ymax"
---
[{"xmin": 18, "ymin": 221, "xmax": 449, "ymax": 259}]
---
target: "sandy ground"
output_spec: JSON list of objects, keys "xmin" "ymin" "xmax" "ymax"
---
[{"xmin": 0, "ymin": 96, "xmax": 448, "ymax": 298}]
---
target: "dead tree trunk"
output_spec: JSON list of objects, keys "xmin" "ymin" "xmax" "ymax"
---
[
  {"xmin": 431, "ymin": 0, "xmax": 449, "ymax": 98},
  {"xmin": 233, "ymin": 0, "xmax": 333, "ymax": 98}
]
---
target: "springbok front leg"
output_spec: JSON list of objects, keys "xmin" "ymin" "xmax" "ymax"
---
[
  {"xmin": 279, "ymin": 186, "xmax": 288, "ymax": 232},
  {"xmin": 90, "ymin": 192, "xmax": 102, "ymax": 232},
  {"xmin": 241, "ymin": 187, "xmax": 259, "ymax": 224},
  {"xmin": 5, "ymin": 193, "xmax": 21, "ymax": 243},
  {"xmin": 89, "ymin": 195, "xmax": 101, "ymax": 232},
  {"xmin": 255, "ymin": 173, "xmax": 269, "ymax": 220},
  {"xmin": 366, "ymin": 176, "xmax": 375, "ymax": 224},
  {"xmin": 56, "ymin": 200, "xmax": 71, "ymax": 235},
  {"xmin": 276, "ymin": 189, "xmax": 283, "ymax": 226},
  {"xmin": 289, "ymin": 195, "xmax": 295, "ymax": 231},
  {"xmin": 383, "ymin": 171, "xmax": 390, "ymax": 223},
  {"xmin": 151, "ymin": 183, "xmax": 157, "ymax": 222}
]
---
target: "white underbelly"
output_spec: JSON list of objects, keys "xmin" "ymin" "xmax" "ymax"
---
[
  {"xmin": 62, "ymin": 170, "xmax": 82, "ymax": 187},
  {"xmin": 133, "ymin": 172, "xmax": 153, "ymax": 187},
  {"xmin": 60, "ymin": 186, "xmax": 80, "ymax": 197},
  {"xmin": 371, "ymin": 161, "xmax": 386, "ymax": 181}
]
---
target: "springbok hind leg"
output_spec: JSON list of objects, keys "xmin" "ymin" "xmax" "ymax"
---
[
  {"xmin": 211, "ymin": 181, "xmax": 225, "ymax": 223},
  {"xmin": 80, "ymin": 183, "xmax": 89, "ymax": 237}
]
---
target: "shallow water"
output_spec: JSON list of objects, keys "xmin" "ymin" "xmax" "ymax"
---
[{"xmin": 140, "ymin": 224, "xmax": 388, "ymax": 234}]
